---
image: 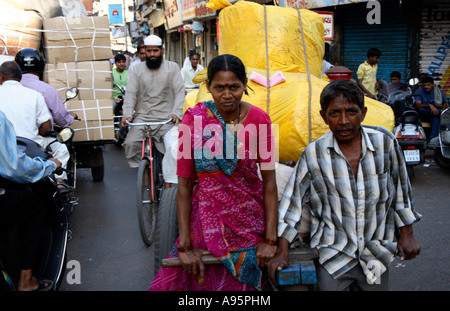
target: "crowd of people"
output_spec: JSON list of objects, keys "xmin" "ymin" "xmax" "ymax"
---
[{"xmin": 6, "ymin": 35, "xmax": 448, "ymax": 291}]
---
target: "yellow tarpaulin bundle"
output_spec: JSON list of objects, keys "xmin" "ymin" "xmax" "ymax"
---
[
  {"xmin": 193, "ymin": 1, "xmax": 395, "ymax": 161},
  {"xmin": 217, "ymin": 1, "xmax": 324, "ymax": 77},
  {"xmin": 184, "ymin": 68, "xmax": 394, "ymax": 162}
]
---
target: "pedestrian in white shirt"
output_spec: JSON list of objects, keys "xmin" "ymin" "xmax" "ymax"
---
[
  {"xmin": 128, "ymin": 44, "xmax": 146, "ymax": 73},
  {"xmin": 180, "ymin": 52, "xmax": 204, "ymax": 91}
]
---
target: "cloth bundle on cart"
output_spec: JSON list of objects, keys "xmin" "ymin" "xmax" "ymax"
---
[
  {"xmin": 185, "ymin": 68, "xmax": 394, "ymax": 162},
  {"xmin": 218, "ymin": 1, "xmax": 324, "ymax": 77},
  {"xmin": 185, "ymin": 1, "xmax": 394, "ymax": 162}
]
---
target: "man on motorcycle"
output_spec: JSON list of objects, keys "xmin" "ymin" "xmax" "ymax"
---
[
  {"xmin": 15, "ymin": 48, "xmax": 78, "ymax": 129},
  {"xmin": 387, "ymin": 71, "xmax": 410, "ymax": 95},
  {"xmin": 113, "ymin": 54, "xmax": 128, "ymax": 113},
  {"xmin": 414, "ymin": 76, "xmax": 448, "ymax": 139},
  {"xmin": 0, "ymin": 61, "xmax": 70, "ymax": 186},
  {"xmin": 121, "ymin": 35, "xmax": 184, "ymax": 188},
  {"xmin": 0, "ymin": 111, "xmax": 61, "ymax": 291}
]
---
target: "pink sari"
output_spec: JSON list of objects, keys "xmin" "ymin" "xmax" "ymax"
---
[{"xmin": 149, "ymin": 101, "xmax": 272, "ymax": 291}]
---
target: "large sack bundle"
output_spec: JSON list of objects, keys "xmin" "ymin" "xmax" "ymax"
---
[
  {"xmin": 218, "ymin": 1, "xmax": 324, "ymax": 77},
  {"xmin": 184, "ymin": 68, "xmax": 394, "ymax": 162},
  {"xmin": 195, "ymin": 1, "xmax": 393, "ymax": 162}
]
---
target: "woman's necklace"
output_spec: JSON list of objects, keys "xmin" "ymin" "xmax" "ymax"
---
[{"xmin": 223, "ymin": 103, "xmax": 241, "ymax": 125}]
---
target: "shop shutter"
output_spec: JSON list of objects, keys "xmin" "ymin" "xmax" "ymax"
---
[
  {"xmin": 342, "ymin": 1, "xmax": 411, "ymax": 83},
  {"xmin": 419, "ymin": 0, "xmax": 450, "ymax": 96}
]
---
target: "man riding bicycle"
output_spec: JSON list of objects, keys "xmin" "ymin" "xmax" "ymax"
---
[{"xmin": 121, "ymin": 35, "xmax": 185, "ymax": 188}]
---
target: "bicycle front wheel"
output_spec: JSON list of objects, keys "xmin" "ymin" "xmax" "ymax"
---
[{"xmin": 137, "ymin": 158, "xmax": 157, "ymax": 246}]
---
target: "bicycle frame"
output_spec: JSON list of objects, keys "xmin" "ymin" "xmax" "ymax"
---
[
  {"xmin": 142, "ymin": 135, "xmax": 156, "ymax": 201},
  {"xmin": 127, "ymin": 119, "xmax": 172, "ymax": 202},
  {"xmin": 127, "ymin": 118, "xmax": 173, "ymax": 246}
]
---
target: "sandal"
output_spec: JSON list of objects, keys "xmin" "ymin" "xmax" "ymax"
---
[
  {"xmin": 57, "ymin": 182, "xmax": 74, "ymax": 194},
  {"xmin": 32, "ymin": 279, "xmax": 53, "ymax": 291}
]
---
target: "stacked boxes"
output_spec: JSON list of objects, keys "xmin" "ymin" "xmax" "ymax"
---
[
  {"xmin": 45, "ymin": 61, "xmax": 113, "ymax": 101},
  {"xmin": 42, "ymin": 16, "xmax": 111, "ymax": 64},
  {"xmin": 43, "ymin": 16, "xmax": 114, "ymax": 142},
  {"xmin": 63, "ymin": 99, "xmax": 114, "ymax": 142},
  {"xmin": 0, "ymin": 5, "xmax": 42, "ymax": 56}
]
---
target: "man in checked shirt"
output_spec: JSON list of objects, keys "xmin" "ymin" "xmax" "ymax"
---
[{"xmin": 268, "ymin": 79, "xmax": 421, "ymax": 291}]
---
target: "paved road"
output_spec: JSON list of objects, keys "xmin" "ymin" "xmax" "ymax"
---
[
  {"xmin": 60, "ymin": 144, "xmax": 153, "ymax": 291},
  {"xmin": 389, "ymin": 150, "xmax": 450, "ymax": 291},
  {"xmin": 60, "ymin": 145, "xmax": 450, "ymax": 291}
]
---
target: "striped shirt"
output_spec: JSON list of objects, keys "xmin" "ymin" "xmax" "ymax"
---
[
  {"xmin": 0, "ymin": 111, "xmax": 56, "ymax": 184},
  {"xmin": 278, "ymin": 125, "xmax": 421, "ymax": 283}
]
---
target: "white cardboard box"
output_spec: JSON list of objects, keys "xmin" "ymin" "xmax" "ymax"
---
[
  {"xmin": 43, "ymin": 16, "xmax": 112, "ymax": 64},
  {"xmin": 66, "ymin": 99, "xmax": 114, "ymax": 142},
  {"xmin": 44, "ymin": 60, "xmax": 113, "ymax": 100}
]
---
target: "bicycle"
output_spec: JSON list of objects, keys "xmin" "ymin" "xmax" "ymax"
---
[{"xmin": 126, "ymin": 119, "xmax": 176, "ymax": 247}]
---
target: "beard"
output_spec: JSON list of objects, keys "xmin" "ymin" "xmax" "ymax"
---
[{"xmin": 145, "ymin": 55, "xmax": 163, "ymax": 69}]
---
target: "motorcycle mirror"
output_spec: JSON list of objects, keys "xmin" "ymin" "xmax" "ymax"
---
[
  {"xmin": 409, "ymin": 78, "xmax": 419, "ymax": 86},
  {"xmin": 57, "ymin": 127, "xmax": 74, "ymax": 143},
  {"xmin": 65, "ymin": 87, "xmax": 79, "ymax": 100}
]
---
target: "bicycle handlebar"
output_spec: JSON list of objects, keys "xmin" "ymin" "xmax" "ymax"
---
[{"xmin": 126, "ymin": 119, "xmax": 173, "ymax": 126}]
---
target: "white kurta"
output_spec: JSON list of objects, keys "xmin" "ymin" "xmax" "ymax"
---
[{"xmin": 122, "ymin": 60, "xmax": 185, "ymax": 181}]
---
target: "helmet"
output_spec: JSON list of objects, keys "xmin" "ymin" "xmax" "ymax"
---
[{"xmin": 14, "ymin": 48, "xmax": 46, "ymax": 74}]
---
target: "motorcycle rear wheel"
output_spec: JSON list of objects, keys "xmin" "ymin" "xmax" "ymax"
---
[{"xmin": 406, "ymin": 165, "xmax": 414, "ymax": 179}]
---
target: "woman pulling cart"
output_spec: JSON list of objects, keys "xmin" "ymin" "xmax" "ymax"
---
[{"xmin": 149, "ymin": 54, "xmax": 279, "ymax": 291}]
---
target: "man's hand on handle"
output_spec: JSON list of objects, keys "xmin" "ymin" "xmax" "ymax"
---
[
  {"xmin": 267, "ymin": 238, "xmax": 289, "ymax": 286},
  {"xmin": 168, "ymin": 114, "xmax": 180, "ymax": 125},
  {"xmin": 121, "ymin": 116, "xmax": 132, "ymax": 128},
  {"xmin": 48, "ymin": 158, "xmax": 62, "ymax": 169}
]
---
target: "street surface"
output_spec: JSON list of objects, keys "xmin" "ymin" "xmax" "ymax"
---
[{"xmin": 60, "ymin": 144, "xmax": 450, "ymax": 291}]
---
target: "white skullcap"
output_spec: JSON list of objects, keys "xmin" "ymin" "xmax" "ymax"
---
[{"xmin": 144, "ymin": 35, "xmax": 162, "ymax": 46}]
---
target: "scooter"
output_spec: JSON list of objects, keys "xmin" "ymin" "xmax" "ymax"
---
[
  {"xmin": 388, "ymin": 88, "xmax": 427, "ymax": 179},
  {"xmin": 0, "ymin": 129, "xmax": 75, "ymax": 291},
  {"xmin": 50, "ymin": 88, "xmax": 79, "ymax": 209},
  {"xmin": 113, "ymin": 84, "xmax": 128, "ymax": 147},
  {"xmin": 429, "ymin": 107, "xmax": 450, "ymax": 169}
]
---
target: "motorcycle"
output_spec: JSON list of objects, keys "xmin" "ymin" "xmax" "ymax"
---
[
  {"xmin": 51, "ymin": 87, "xmax": 79, "ymax": 203},
  {"xmin": 113, "ymin": 83, "xmax": 128, "ymax": 147},
  {"xmin": 0, "ymin": 129, "xmax": 75, "ymax": 291},
  {"xmin": 429, "ymin": 107, "xmax": 450, "ymax": 169},
  {"xmin": 388, "ymin": 87, "xmax": 427, "ymax": 179}
]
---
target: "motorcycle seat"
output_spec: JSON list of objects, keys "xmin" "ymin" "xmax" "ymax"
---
[{"xmin": 401, "ymin": 110, "xmax": 420, "ymax": 125}]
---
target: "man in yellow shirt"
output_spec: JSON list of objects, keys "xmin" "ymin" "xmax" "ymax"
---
[{"xmin": 357, "ymin": 48, "xmax": 382, "ymax": 100}]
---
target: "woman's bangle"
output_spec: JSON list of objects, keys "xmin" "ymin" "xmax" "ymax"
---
[
  {"xmin": 263, "ymin": 238, "xmax": 278, "ymax": 246},
  {"xmin": 177, "ymin": 244, "xmax": 193, "ymax": 253}
]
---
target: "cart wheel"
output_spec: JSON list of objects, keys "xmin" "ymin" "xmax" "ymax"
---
[
  {"xmin": 91, "ymin": 165, "xmax": 104, "ymax": 182},
  {"xmin": 434, "ymin": 148, "xmax": 450, "ymax": 169},
  {"xmin": 136, "ymin": 158, "xmax": 158, "ymax": 246},
  {"xmin": 154, "ymin": 186, "xmax": 178, "ymax": 273}
]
